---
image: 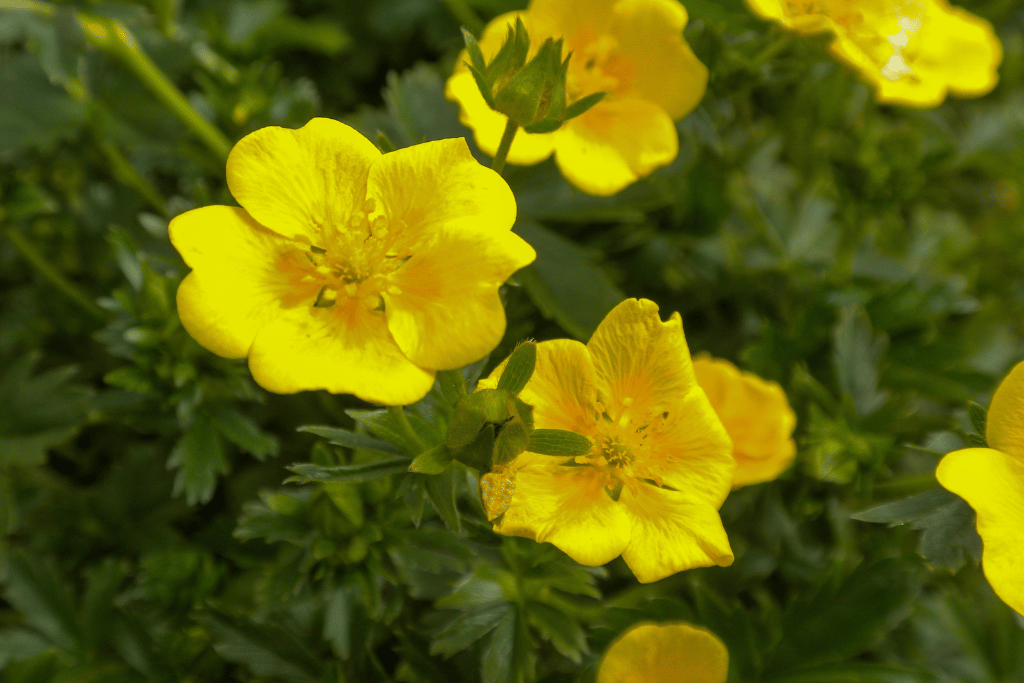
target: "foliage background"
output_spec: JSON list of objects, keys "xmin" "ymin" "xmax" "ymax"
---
[{"xmin": 1, "ymin": 0, "xmax": 1024, "ymax": 681}]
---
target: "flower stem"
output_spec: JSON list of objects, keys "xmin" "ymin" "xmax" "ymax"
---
[
  {"xmin": 2, "ymin": 226, "xmax": 108, "ymax": 321},
  {"xmin": 388, "ymin": 405, "xmax": 427, "ymax": 454},
  {"xmin": 491, "ymin": 119, "xmax": 518, "ymax": 175}
]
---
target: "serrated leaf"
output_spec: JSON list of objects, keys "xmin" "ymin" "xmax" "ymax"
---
[
  {"xmin": 425, "ymin": 468, "xmax": 461, "ymax": 534},
  {"xmin": 211, "ymin": 407, "xmax": 279, "ymax": 460},
  {"xmin": 497, "ymin": 342, "xmax": 536, "ymax": 395},
  {"xmin": 915, "ymin": 495, "xmax": 981, "ymax": 571},
  {"xmin": 199, "ymin": 609, "xmax": 323, "ymax": 683},
  {"xmin": 3, "ymin": 554, "xmax": 81, "ymax": 652},
  {"xmin": 285, "ymin": 459, "xmax": 410, "ymax": 484},
  {"xmin": 297, "ymin": 425, "xmax": 403, "ymax": 456},
  {"xmin": 432, "ymin": 603, "xmax": 511, "ymax": 658},
  {"xmin": 527, "ymin": 429, "xmax": 592, "ymax": 456},
  {"xmin": 525, "ymin": 601, "xmax": 587, "ymax": 663},
  {"xmin": 167, "ymin": 413, "xmax": 228, "ymax": 506},
  {"xmin": 482, "ymin": 607, "xmax": 534, "ymax": 683},
  {"xmin": 513, "ymin": 220, "xmax": 624, "ymax": 340},
  {"xmin": 833, "ymin": 305, "xmax": 888, "ymax": 417}
]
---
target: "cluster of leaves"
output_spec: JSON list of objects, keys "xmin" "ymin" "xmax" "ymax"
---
[{"xmin": 2, "ymin": 0, "xmax": 1024, "ymax": 681}]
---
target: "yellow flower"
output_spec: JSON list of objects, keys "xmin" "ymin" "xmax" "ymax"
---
[
  {"xmin": 693, "ymin": 354, "xmax": 797, "ymax": 488},
  {"xmin": 169, "ymin": 118, "xmax": 535, "ymax": 406},
  {"xmin": 745, "ymin": 0, "xmax": 1002, "ymax": 106},
  {"xmin": 936, "ymin": 360, "xmax": 1024, "ymax": 617},
  {"xmin": 597, "ymin": 622, "xmax": 728, "ymax": 683},
  {"xmin": 478, "ymin": 299, "xmax": 734, "ymax": 583},
  {"xmin": 445, "ymin": 0, "xmax": 708, "ymax": 197}
]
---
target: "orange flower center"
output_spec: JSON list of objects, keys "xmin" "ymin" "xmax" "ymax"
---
[
  {"xmin": 565, "ymin": 35, "xmax": 620, "ymax": 104},
  {"xmin": 277, "ymin": 200, "xmax": 412, "ymax": 313},
  {"xmin": 575, "ymin": 397, "xmax": 672, "ymax": 496}
]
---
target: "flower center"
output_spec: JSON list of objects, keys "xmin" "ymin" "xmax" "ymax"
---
[
  {"xmin": 566, "ymin": 35, "xmax": 620, "ymax": 104},
  {"xmin": 278, "ymin": 199, "xmax": 412, "ymax": 312}
]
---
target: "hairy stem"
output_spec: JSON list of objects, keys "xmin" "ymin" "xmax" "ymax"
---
[{"xmin": 491, "ymin": 118, "xmax": 519, "ymax": 175}]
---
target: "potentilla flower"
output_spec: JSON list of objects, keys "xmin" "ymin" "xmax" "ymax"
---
[
  {"xmin": 446, "ymin": 0, "xmax": 709, "ymax": 197},
  {"xmin": 598, "ymin": 622, "xmax": 728, "ymax": 683},
  {"xmin": 936, "ymin": 360, "xmax": 1024, "ymax": 617},
  {"xmin": 170, "ymin": 118, "xmax": 535, "ymax": 406},
  {"xmin": 746, "ymin": 0, "xmax": 1002, "ymax": 106},
  {"xmin": 478, "ymin": 299, "xmax": 735, "ymax": 583},
  {"xmin": 693, "ymin": 354, "xmax": 797, "ymax": 488}
]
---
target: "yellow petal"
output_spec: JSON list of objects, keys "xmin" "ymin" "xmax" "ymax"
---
[
  {"xmin": 619, "ymin": 482, "xmax": 734, "ymax": 583},
  {"xmin": 693, "ymin": 355, "xmax": 797, "ymax": 488},
  {"xmin": 445, "ymin": 73, "xmax": 558, "ymax": 166},
  {"xmin": 246, "ymin": 303, "xmax": 435, "ymax": 405},
  {"xmin": 937, "ymin": 448, "xmax": 1024, "ymax": 617},
  {"xmin": 598, "ymin": 622, "xmax": 729, "ymax": 683},
  {"xmin": 587, "ymin": 298, "xmax": 699, "ymax": 423},
  {"xmin": 986, "ymin": 360, "xmax": 1024, "ymax": 463},
  {"xmin": 528, "ymin": 0, "xmax": 618, "ymax": 49},
  {"xmin": 496, "ymin": 462, "xmax": 632, "ymax": 566},
  {"xmin": 365, "ymin": 138, "xmax": 517, "ymax": 244},
  {"xmin": 480, "ymin": 339, "xmax": 601, "ymax": 434},
  {"xmin": 646, "ymin": 387, "xmax": 735, "ymax": 504},
  {"xmin": 170, "ymin": 206, "xmax": 295, "ymax": 359},
  {"xmin": 226, "ymin": 118, "xmax": 381, "ymax": 242},
  {"xmin": 604, "ymin": 0, "xmax": 708, "ymax": 120},
  {"xmin": 383, "ymin": 224, "xmax": 535, "ymax": 370},
  {"xmin": 554, "ymin": 98, "xmax": 678, "ymax": 196}
]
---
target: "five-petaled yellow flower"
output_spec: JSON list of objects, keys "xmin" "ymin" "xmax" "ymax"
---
[
  {"xmin": 446, "ymin": 0, "xmax": 709, "ymax": 197},
  {"xmin": 936, "ymin": 360, "xmax": 1024, "ymax": 617},
  {"xmin": 693, "ymin": 354, "xmax": 797, "ymax": 488},
  {"xmin": 598, "ymin": 621, "xmax": 728, "ymax": 683},
  {"xmin": 745, "ymin": 0, "xmax": 1002, "ymax": 107},
  {"xmin": 169, "ymin": 118, "xmax": 535, "ymax": 406},
  {"xmin": 478, "ymin": 298, "xmax": 735, "ymax": 583}
]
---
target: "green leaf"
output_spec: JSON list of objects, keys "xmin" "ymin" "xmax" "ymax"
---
[
  {"xmin": 513, "ymin": 220, "xmax": 624, "ymax": 340},
  {"xmin": 425, "ymin": 468, "xmax": 462, "ymax": 534},
  {"xmin": 525, "ymin": 601, "xmax": 587, "ymax": 664},
  {"xmin": 833, "ymin": 305, "xmax": 888, "ymax": 417},
  {"xmin": 211, "ymin": 407, "xmax": 279, "ymax": 460},
  {"xmin": 3, "ymin": 554, "xmax": 82, "ymax": 652},
  {"xmin": 0, "ymin": 54, "xmax": 86, "ymax": 157},
  {"xmin": 323, "ymin": 586, "xmax": 353, "ymax": 659},
  {"xmin": 285, "ymin": 459, "xmax": 410, "ymax": 484},
  {"xmin": 851, "ymin": 489, "xmax": 957, "ymax": 525},
  {"xmin": 297, "ymin": 425, "xmax": 404, "ymax": 456},
  {"xmin": 431, "ymin": 603, "xmax": 511, "ymax": 658},
  {"xmin": 527, "ymin": 429, "xmax": 592, "ymax": 456},
  {"xmin": 967, "ymin": 401, "xmax": 987, "ymax": 440},
  {"xmin": 481, "ymin": 607, "xmax": 534, "ymax": 683},
  {"xmin": 409, "ymin": 444, "xmax": 454, "ymax": 474},
  {"xmin": 199, "ymin": 609, "xmax": 323, "ymax": 683},
  {"xmin": 167, "ymin": 413, "xmax": 228, "ymax": 506},
  {"xmin": 767, "ymin": 558, "xmax": 920, "ymax": 672},
  {"xmin": 346, "ymin": 409, "xmax": 422, "ymax": 454},
  {"xmin": 765, "ymin": 663, "xmax": 937, "ymax": 683},
  {"xmin": 497, "ymin": 342, "xmax": 537, "ymax": 395}
]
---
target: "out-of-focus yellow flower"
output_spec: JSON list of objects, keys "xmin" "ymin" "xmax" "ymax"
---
[
  {"xmin": 745, "ymin": 0, "xmax": 1002, "ymax": 106},
  {"xmin": 693, "ymin": 354, "xmax": 797, "ymax": 488},
  {"xmin": 937, "ymin": 360, "xmax": 1024, "ymax": 617},
  {"xmin": 478, "ymin": 298, "xmax": 734, "ymax": 583},
  {"xmin": 445, "ymin": 0, "xmax": 708, "ymax": 197},
  {"xmin": 169, "ymin": 118, "xmax": 535, "ymax": 406},
  {"xmin": 597, "ymin": 621, "xmax": 729, "ymax": 683}
]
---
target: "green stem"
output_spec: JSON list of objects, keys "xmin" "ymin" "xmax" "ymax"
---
[
  {"xmin": 388, "ymin": 405, "xmax": 426, "ymax": 454},
  {"xmin": 2, "ymin": 227, "xmax": 108, "ymax": 320},
  {"xmin": 96, "ymin": 139, "xmax": 167, "ymax": 215},
  {"xmin": 2, "ymin": 1, "xmax": 232, "ymax": 162},
  {"xmin": 491, "ymin": 119, "xmax": 518, "ymax": 175},
  {"xmin": 441, "ymin": 0, "xmax": 484, "ymax": 35}
]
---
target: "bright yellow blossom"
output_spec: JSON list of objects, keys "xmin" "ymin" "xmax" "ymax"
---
[
  {"xmin": 445, "ymin": 0, "xmax": 708, "ymax": 197},
  {"xmin": 478, "ymin": 299, "xmax": 734, "ymax": 583},
  {"xmin": 937, "ymin": 360, "xmax": 1024, "ymax": 617},
  {"xmin": 745, "ymin": 0, "xmax": 1002, "ymax": 106},
  {"xmin": 693, "ymin": 354, "xmax": 797, "ymax": 488},
  {"xmin": 597, "ymin": 622, "xmax": 728, "ymax": 683},
  {"xmin": 169, "ymin": 118, "xmax": 535, "ymax": 406}
]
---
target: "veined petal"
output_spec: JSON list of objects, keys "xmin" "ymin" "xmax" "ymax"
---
[
  {"xmin": 170, "ymin": 206, "xmax": 296, "ymax": 359},
  {"xmin": 226, "ymin": 118, "xmax": 381, "ymax": 242},
  {"xmin": 645, "ymin": 388, "xmax": 734, "ymax": 506},
  {"xmin": 246, "ymin": 303, "xmax": 435, "ymax": 405},
  {"xmin": 587, "ymin": 298, "xmax": 699, "ymax": 422},
  {"xmin": 604, "ymin": 0, "xmax": 708, "ymax": 120},
  {"xmin": 554, "ymin": 99, "xmax": 678, "ymax": 196},
  {"xmin": 620, "ymin": 482, "xmax": 734, "ymax": 583},
  {"xmin": 693, "ymin": 355, "xmax": 796, "ymax": 488},
  {"xmin": 366, "ymin": 138, "xmax": 517, "ymax": 244},
  {"xmin": 497, "ymin": 462, "xmax": 631, "ymax": 566},
  {"xmin": 598, "ymin": 622, "xmax": 729, "ymax": 683},
  {"xmin": 937, "ymin": 448, "xmax": 1024, "ymax": 616},
  {"xmin": 984, "ymin": 360, "xmax": 1024, "ymax": 464},
  {"xmin": 445, "ymin": 72, "xmax": 558, "ymax": 165},
  {"xmin": 383, "ymin": 224, "xmax": 535, "ymax": 370},
  {"xmin": 479, "ymin": 339, "xmax": 601, "ymax": 434}
]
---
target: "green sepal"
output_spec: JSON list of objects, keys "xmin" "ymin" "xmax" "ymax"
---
[
  {"xmin": 437, "ymin": 369, "xmax": 466, "ymax": 404},
  {"xmin": 461, "ymin": 27, "xmax": 487, "ymax": 74},
  {"xmin": 497, "ymin": 341, "xmax": 537, "ymax": 395},
  {"xmin": 522, "ymin": 119, "xmax": 563, "ymax": 134},
  {"xmin": 564, "ymin": 90, "xmax": 606, "ymax": 120},
  {"xmin": 494, "ymin": 419, "xmax": 530, "ymax": 467},
  {"xmin": 452, "ymin": 423, "xmax": 495, "ymax": 472},
  {"xmin": 375, "ymin": 131, "xmax": 396, "ymax": 153},
  {"xmin": 409, "ymin": 443, "xmax": 454, "ymax": 475},
  {"xmin": 446, "ymin": 389, "xmax": 510, "ymax": 451},
  {"xmin": 527, "ymin": 429, "xmax": 592, "ymax": 456},
  {"xmin": 493, "ymin": 37, "xmax": 565, "ymax": 129},
  {"xmin": 468, "ymin": 65, "xmax": 496, "ymax": 109}
]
